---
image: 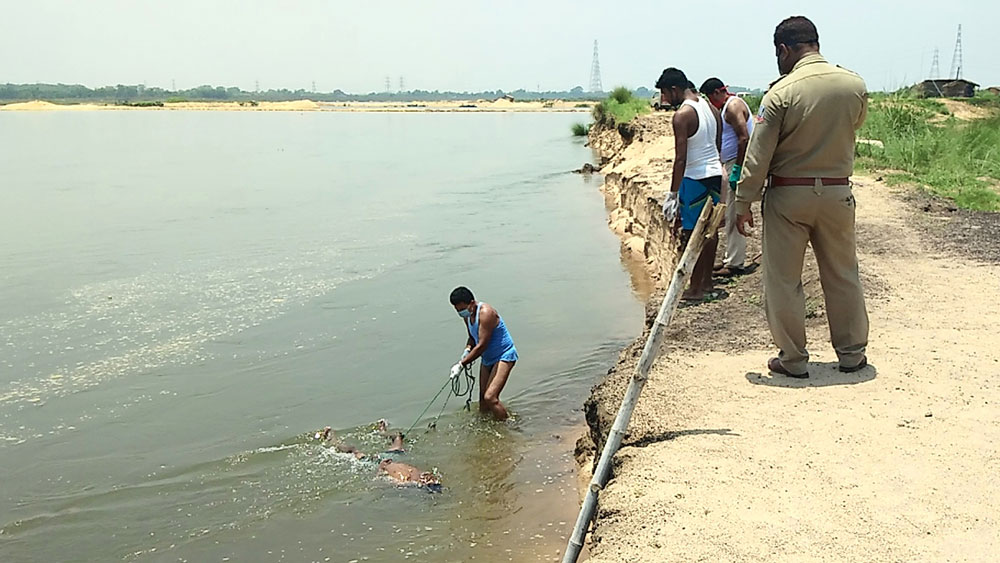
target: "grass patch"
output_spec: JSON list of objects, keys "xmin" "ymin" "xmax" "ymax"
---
[
  {"xmin": 571, "ymin": 122, "xmax": 590, "ymax": 136},
  {"xmin": 882, "ymin": 172, "xmax": 918, "ymax": 187},
  {"xmin": 592, "ymin": 86, "xmax": 651, "ymax": 127},
  {"xmin": 965, "ymin": 90, "xmax": 1000, "ymax": 111},
  {"xmin": 856, "ymin": 95, "xmax": 1000, "ymax": 211}
]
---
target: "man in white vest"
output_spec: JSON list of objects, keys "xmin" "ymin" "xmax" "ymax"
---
[
  {"xmin": 657, "ymin": 67, "xmax": 724, "ymax": 301},
  {"xmin": 700, "ymin": 78, "xmax": 754, "ymax": 276}
]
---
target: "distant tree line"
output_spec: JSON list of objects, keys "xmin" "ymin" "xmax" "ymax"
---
[{"xmin": 0, "ymin": 83, "xmax": 631, "ymax": 103}]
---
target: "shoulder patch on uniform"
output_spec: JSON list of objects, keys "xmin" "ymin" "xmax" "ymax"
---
[{"xmin": 753, "ymin": 101, "xmax": 767, "ymax": 124}]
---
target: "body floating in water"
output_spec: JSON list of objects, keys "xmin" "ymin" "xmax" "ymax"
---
[{"xmin": 315, "ymin": 421, "xmax": 441, "ymax": 492}]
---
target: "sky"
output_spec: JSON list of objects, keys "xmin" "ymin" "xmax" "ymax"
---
[{"xmin": 2, "ymin": 0, "xmax": 997, "ymax": 93}]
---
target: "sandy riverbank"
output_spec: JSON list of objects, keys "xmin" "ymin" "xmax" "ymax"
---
[
  {"xmin": 0, "ymin": 99, "xmax": 594, "ymax": 113},
  {"xmin": 576, "ymin": 111, "xmax": 1000, "ymax": 561}
]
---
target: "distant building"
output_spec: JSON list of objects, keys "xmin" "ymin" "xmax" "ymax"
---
[{"xmin": 918, "ymin": 79, "xmax": 978, "ymax": 98}]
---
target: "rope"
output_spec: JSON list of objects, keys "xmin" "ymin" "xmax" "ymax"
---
[
  {"xmin": 404, "ymin": 364, "xmax": 476, "ymax": 435},
  {"xmin": 403, "ymin": 379, "xmax": 451, "ymax": 436},
  {"xmin": 453, "ymin": 363, "xmax": 476, "ymax": 411}
]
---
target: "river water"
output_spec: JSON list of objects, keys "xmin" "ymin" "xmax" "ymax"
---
[{"xmin": 0, "ymin": 110, "xmax": 642, "ymax": 562}]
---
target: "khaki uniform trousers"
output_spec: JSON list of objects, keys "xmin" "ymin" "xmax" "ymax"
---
[
  {"xmin": 721, "ymin": 160, "xmax": 747, "ymax": 268},
  {"xmin": 762, "ymin": 182, "xmax": 868, "ymax": 374}
]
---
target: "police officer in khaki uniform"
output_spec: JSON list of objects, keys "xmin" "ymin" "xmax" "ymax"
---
[{"xmin": 734, "ymin": 16, "xmax": 869, "ymax": 378}]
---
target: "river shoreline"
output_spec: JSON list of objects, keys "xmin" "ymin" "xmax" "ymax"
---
[{"xmin": 0, "ymin": 99, "xmax": 593, "ymax": 113}]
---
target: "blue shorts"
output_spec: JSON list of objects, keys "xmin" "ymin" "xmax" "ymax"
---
[
  {"xmin": 679, "ymin": 176, "xmax": 722, "ymax": 231},
  {"xmin": 482, "ymin": 346, "xmax": 518, "ymax": 368}
]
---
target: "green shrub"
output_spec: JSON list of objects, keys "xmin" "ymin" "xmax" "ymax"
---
[
  {"xmin": 610, "ymin": 86, "xmax": 632, "ymax": 104},
  {"xmin": 591, "ymin": 87, "xmax": 650, "ymax": 127},
  {"xmin": 116, "ymin": 100, "xmax": 164, "ymax": 107},
  {"xmin": 571, "ymin": 122, "xmax": 590, "ymax": 136}
]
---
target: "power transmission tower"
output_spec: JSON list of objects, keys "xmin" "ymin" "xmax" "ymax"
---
[
  {"xmin": 399, "ymin": 76, "xmax": 405, "ymax": 92},
  {"xmin": 929, "ymin": 48, "xmax": 940, "ymax": 79},
  {"xmin": 171, "ymin": 78, "xmax": 176, "ymax": 91},
  {"xmin": 255, "ymin": 80, "xmax": 260, "ymax": 93},
  {"xmin": 949, "ymin": 24, "xmax": 963, "ymax": 79},
  {"xmin": 589, "ymin": 40, "xmax": 602, "ymax": 93},
  {"xmin": 385, "ymin": 76, "xmax": 391, "ymax": 93},
  {"xmin": 312, "ymin": 80, "xmax": 316, "ymax": 92}
]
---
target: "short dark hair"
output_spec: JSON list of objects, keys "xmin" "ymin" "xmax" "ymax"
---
[
  {"xmin": 449, "ymin": 286, "xmax": 474, "ymax": 305},
  {"xmin": 655, "ymin": 67, "xmax": 689, "ymax": 90},
  {"xmin": 774, "ymin": 16, "xmax": 819, "ymax": 47},
  {"xmin": 699, "ymin": 77, "xmax": 725, "ymax": 96}
]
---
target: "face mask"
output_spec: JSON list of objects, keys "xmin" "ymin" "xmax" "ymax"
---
[
  {"xmin": 710, "ymin": 97, "xmax": 725, "ymax": 110},
  {"xmin": 458, "ymin": 309, "xmax": 472, "ymax": 319}
]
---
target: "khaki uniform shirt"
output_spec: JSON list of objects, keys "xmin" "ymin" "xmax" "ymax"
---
[{"xmin": 734, "ymin": 53, "xmax": 868, "ymax": 215}]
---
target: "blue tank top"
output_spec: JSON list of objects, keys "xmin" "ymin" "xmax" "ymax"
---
[{"xmin": 467, "ymin": 303, "xmax": 517, "ymax": 366}]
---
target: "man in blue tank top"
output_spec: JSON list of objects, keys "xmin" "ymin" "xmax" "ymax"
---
[{"xmin": 448, "ymin": 286, "xmax": 517, "ymax": 421}]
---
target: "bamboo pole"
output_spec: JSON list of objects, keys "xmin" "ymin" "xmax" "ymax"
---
[{"xmin": 562, "ymin": 200, "xmax": 726, "ymax": 563}]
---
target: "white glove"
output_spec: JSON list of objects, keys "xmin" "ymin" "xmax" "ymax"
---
[
  {"xmin": 662, "ymin": 191, "xmax": 680, "ymax": 223},
  {"xmin": 461, "ymin": 348, "xmax": 470, "ymax": 360},
  {"xmin": 450, "ymin": 363, "xmax": 463, "ymax": 379}
]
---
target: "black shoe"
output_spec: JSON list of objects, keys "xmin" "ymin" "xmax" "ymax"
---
[{"xmin": 839, "ymin": 356, "xmax": 868, "ymax": 373}]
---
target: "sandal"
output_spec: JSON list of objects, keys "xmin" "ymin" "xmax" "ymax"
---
[{"xmin": 768, "ymin": 357, "xmax": 809, "ymax": 379}]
